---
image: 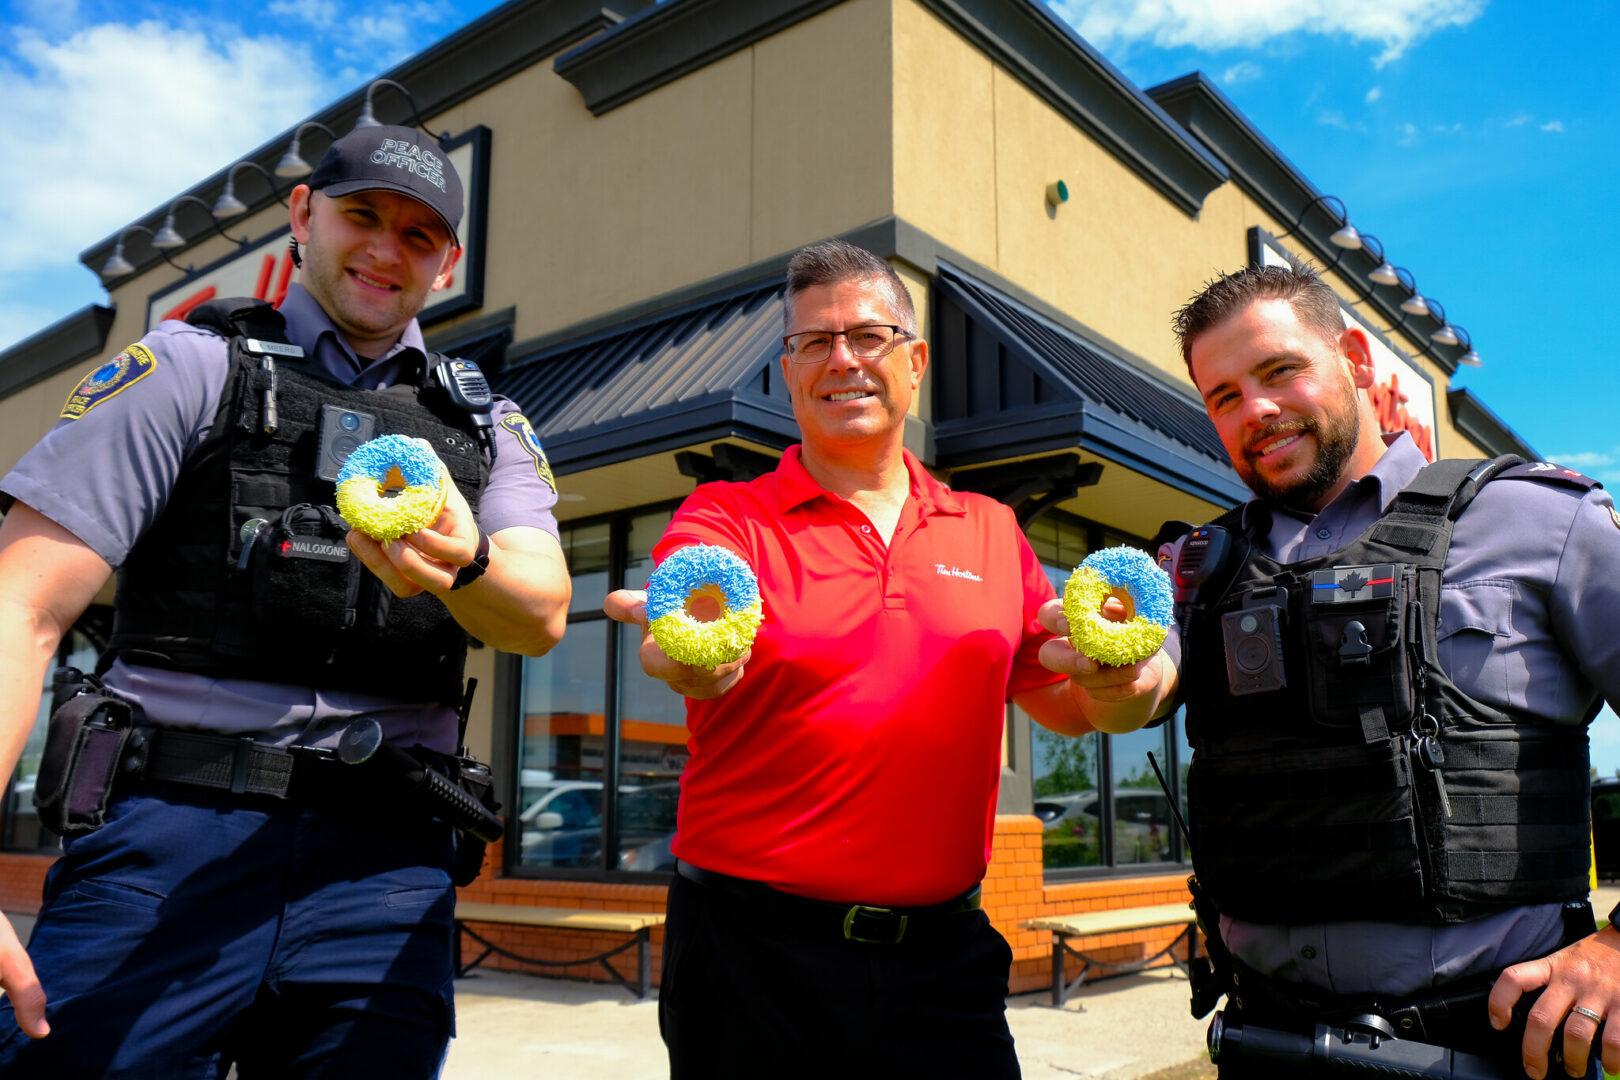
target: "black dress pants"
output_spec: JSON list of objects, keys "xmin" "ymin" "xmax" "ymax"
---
[{"xmin": 659, "ymin": 870, "xmax": 1021, "ymax": 1079}]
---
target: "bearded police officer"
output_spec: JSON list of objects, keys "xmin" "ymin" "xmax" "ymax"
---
[
  {"xmin": 0, "ymin": 125, "xmax": 570, "ymax": 1075},
  {"xmin": 1038, "ymin": 264, "xmax": 1620, "ymax": 1080}
]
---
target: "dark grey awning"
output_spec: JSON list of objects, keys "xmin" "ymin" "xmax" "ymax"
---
[
  {"xmin": 494, "ymin": 282, "xmax": 797, "ymax": 473},
  {"xmin": 931, "ymin": 263, "xmax": 1246, "ymax": 506}
]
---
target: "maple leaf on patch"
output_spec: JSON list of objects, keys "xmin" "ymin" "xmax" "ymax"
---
[{"xmin": 1339, "ymin": 569, "xmax": 1370, "ymax": 594}]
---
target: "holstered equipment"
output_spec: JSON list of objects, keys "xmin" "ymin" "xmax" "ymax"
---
[{"xmin": 33, "ymin": 669, "xmax": 139, "ymax": 837}]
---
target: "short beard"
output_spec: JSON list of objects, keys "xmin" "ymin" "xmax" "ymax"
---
[{"xmin": 1239, "ymin": 395, "xmax": 1361, "ymax": 511}]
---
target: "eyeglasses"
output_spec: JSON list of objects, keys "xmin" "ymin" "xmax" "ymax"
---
[{"xmin": 782, "ymin": 324, "xmax": 913, "ymax": 364}]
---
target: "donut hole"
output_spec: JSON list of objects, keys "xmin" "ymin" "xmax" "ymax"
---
[
  {"xmin": 684, "ymin": 584, "xmax": 727, "ymax": 624},
  {"xmin": 376, "ymin": 465, "xmax": 410, "ymax": 499},
  {"xmin": 1101, "ymin": 587, "xmax": 1136, "ymax": 624}
]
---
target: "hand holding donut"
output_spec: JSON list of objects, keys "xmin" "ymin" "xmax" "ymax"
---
[
  {"xmin": 1037, "ymin": 547, "xmax": 1178, "ymax": 731},
  {"xmin": 603, "ymin": 588, "xmax": 752, "ymax": 700},
  {"xmin": 339, "ymin": 434, "xmax": 481, "ymax": 597},
  {"xmin": 1061, "ymin": 547, "xmax": 1173, "ymax": 667}
]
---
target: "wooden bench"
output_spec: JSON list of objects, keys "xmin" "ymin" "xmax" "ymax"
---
[
  {"xmin": 454, "ymin": 901, "xmax": 666, "ymax": 1000},
  {"xmin": 1024, "ymin": 901, "xmax": 1199, "ymax": 1006}
]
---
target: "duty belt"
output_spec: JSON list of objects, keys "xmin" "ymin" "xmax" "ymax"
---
[{"xmin": 676, "ymin": 861, "xmax": 981, "ymax": 945}]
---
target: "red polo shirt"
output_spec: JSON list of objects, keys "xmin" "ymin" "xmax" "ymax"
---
[{"xmin": 655, "ymin": 446, "xmax": 1063, "ymax": 906}]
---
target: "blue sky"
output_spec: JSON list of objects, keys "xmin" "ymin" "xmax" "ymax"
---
[{"xmin": 2, "ymin": 0, "xmax": 1616, "ymax": 764}]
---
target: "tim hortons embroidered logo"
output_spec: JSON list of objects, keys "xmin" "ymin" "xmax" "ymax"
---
[{"xmin": 935, "ymin": 564, "xmax": 983, "ymax": 581}]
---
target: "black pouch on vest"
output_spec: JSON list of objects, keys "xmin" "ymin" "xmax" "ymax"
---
[
  {"xmin": 248, "ymin": 502, "xmax": 365, "ymax": 631},
  {"xmin": 34, "ymin": 672, "xmax": 138, "ymax": 836},
  {"xmin": 1302, "ymin": 563, "xmax": 1418, "ymax": 734}
]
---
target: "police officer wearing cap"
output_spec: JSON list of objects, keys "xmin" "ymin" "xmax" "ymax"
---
[
  {"xmin": 1038, "ymin": 264, "xmax": 1620, "ymax": 1080},
  {"xmin": 0, "ymin": 124, "xmax": 570, "ymax": 1075}
]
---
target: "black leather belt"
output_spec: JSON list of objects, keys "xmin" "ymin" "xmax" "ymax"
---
[{"xmin": 676, "ymin": 861, "xmax": 981, "ymax": 945}]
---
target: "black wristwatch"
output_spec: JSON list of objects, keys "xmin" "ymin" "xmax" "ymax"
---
[{"xmin": 450, "ymin": 529, "xmax": 490, "ymax": 591}]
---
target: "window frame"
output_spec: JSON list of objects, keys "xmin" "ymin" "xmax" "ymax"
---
[
  {"xmin": 500, "ymin": 499, "xmax": 684, "ymax": 883},
  {"xmin": 1022, "ymin": 507, "xmax": 1191, "ymax": 883}
]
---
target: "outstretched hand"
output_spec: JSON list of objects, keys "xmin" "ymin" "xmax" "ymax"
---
[
  {"xmin": 1, "ymin": 911, "xmax": 47, "ymax": 1039},
  {"xmin": 1489, "ymin": 925, "xmax": 1620, "ymax": 1079},
  {"xmin": 1033, "ymin": 596, "xmax": 1175, "ymax": 733},
  {"xmin": 603, "ymin": 589, "xmax": 748, "ymax": 700}
]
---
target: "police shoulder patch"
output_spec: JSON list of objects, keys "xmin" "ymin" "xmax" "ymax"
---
[
  {"xmin": 500, "ymin": 413, "xmax": 556, "ymax": 493},
  {"xmin": 61, "ymin": 345, "xmax": 158, "ymax": 420}
]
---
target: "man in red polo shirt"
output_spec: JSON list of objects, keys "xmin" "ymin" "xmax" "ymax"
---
[{"xmin": 605, "ymin": 240, "xmax": 1109, "ymax": 1078}]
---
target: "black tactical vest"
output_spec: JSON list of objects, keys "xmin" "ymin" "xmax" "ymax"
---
[
  {"xmin": 1179, "ymin": 456, "xmax": 1592, "ymax": 924},
  {"xmin": 105, "ymin": 298, "xmax": 490, "ymax": 704}
]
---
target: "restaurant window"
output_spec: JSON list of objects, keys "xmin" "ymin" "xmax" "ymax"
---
[
  {"xmin": 511, "ymin": 504, "xmax": 684, "ymax": 877},
  {"xmin": 2, "ymin": 611, "xmax": 112, "ymax": 852},
  {"xmin": 1022, "ymin": 511, "xmax": 1189, "ymax": 876}
]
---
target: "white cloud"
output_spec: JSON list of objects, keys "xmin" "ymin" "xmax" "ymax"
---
[
  {"xmin": 1222, "ymin": 60, "xmax": 1263, "ymax": 85},
  {"xmin": 1546, "ymin": 448, "xmax": 1619, "ymax": 485},
  {"xmin": 1397, "ymin": 120, "xmax": 1420, "ymax": 145},
  {"xmin": 1365, "ymin": 85, "xmax": 1382, "ymax": 103},
  {"xmin": 1052, "ymin": 0, "xmax": 1485, "ymax": 65},
  {"xmin": 267, "ymin": 0, "xmax": 340, "ymax": 30},
  {"xmin": 1506, "ymin": 111, "xmax": 1533, "ymax": 128},
  {"xmin": 1541, "ymin": 120, "xmax": 1565, "ymax": 133},
  {"xmin": 0, "ymin": 21, "xmax": 332, "ymax": 280}
]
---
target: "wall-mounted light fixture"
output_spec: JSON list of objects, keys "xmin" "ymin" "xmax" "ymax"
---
[
  {"xmin": 1278, "ymin": 193, "xmax": 1362, "ymax": 252},
  {"xmin": 1045, "ymin": 179, "xmax": 1069, "ymax": 209},
  {"xmin": 1390, "ymin": 267, "xmax": 1429, "ymax": 318},
  {"xmin": 100, "ymin": 225, "xmax": 156, "ymax": 280},
  {"xmin": 152, "ymin": 194, "xmax": 242, "ymax": 251},
  {"xmin": 1452, "ymin": 326, "xmax": 1481, "ymax": 367},
  {"xmin": 275, "ymin": 121, "xmax": 337, "ymax": 178},
  {"xmin": 213, "ymin": 160, "xmax": 286, "ymax": 218}
]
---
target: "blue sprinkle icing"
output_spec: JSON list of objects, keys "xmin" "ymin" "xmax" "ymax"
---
[
  {"xmin": 646, "ymin": 545, "xmax": 759, "ymax": 620},
  {"xmin": 1080, "ymin": 547, "xmax": 1173, "ymax": 627},
  {"xmin": 336, "ymin": 434, "xmax": 443, "ymax": 488}
]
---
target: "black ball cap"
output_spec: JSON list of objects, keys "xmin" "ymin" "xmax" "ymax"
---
[{"xmin": 309, "ymin": 124, "xmax": 463, "ymax": 247}]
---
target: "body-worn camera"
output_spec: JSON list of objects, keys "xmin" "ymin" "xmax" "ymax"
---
[
  {"xmin": 315, "ymin": 405, "xmax": 378, "ymax": 481},
  {"xmin": 1221, "ymin": 586, "xmax": 1287, "ymax": 695}
]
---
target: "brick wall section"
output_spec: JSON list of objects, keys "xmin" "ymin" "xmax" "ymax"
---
[
  {"xmin": 0, "ymin": 854, "xmax": 54, "ymax": 914},
  {"xmin": 0, "ymin": 817, "xmax": 1195, "ymax": 995},
  {"xmin": 984, "ymin": 815, "xmax": 1197, "ymax": 996},
  {"xmin": 454, "ymin": 838, "xmax": 670, "ymax": 988}
]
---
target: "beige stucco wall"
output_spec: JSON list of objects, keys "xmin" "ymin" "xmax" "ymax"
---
[{"xmin": 433, "ymin": 0, "xmax": 894, "ymax": 347}]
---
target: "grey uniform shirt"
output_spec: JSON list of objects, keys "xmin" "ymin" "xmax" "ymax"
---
[
  {"xmin": 2, "ymin": 283, "xmax": 560, "ymax": 753},
  {"xmin": 1165, "ymin": 433, "xmax": 1620, "ymax": 996}
]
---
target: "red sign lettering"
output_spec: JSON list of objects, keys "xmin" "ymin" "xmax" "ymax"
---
[{"xmin": 1368, "ymin": 371, "xmax": 1434, "ymax": 462}]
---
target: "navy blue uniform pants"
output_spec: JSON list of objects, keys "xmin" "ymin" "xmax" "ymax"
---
[
  {"xmin": 0, "ymin": 790, "xmax": 457, "ymax": 1078},
  {"xmin": 659, "ymin": 870, "xmax": 1021, "ymax": 1079}
]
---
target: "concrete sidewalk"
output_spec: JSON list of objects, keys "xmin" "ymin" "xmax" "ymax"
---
[
  {"xmin": 443, "ymin": 965, "xmax": 1210, "ymax": 1080},
  {"xmin": 444, "ymin": 885, "xmax": 1620, "ymax": 1080}
]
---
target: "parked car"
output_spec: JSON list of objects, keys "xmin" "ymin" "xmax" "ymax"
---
[
  {"xmin": 1035, "ymin": 789, "xmax": 1174, "ymax": 866},
  {"xmin": 518, "ymin": 781, "xmax": 604, "ymax": 868},
  {"xmin": 616, "ymin": 783, "xmax": 680, "ymax": 872}
]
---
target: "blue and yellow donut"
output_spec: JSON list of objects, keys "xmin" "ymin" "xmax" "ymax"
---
[
  {"xmin": 335, "ymin": 434, "xmax": 449, "ymax": 542},
  {"xmin": 1062, "ymin": 546, "xmax": 1173, "ymax": 667},
  {"xmin": 646, "ymin": 545, "xmax": 763, "ymax": 669}
]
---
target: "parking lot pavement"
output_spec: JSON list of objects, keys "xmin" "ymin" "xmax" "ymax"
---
[{"xmin": 442, "ymin": 965, "xmax": 1210, "ymax": 1080}]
